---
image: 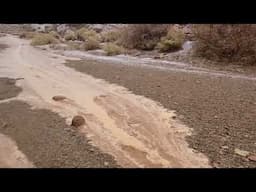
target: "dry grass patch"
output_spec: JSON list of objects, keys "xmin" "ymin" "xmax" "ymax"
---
[
  {"xmin": 103, "ymin": 43, "xmax": 125, "ymax": 56},
  {"xmin": 30, "ymin": 33, "xmax": 59, "ymax": 46},
  {"xmin": 156, "ymin": 27, "xmax": 185, "ymax": 52},
  {"xmin": 19, "ymin": 32, "xmax": 37, "ymax": 39},
  {"xmin": 81, "ymin": 37, "xmax": 100, "ymax": 50},
  {"xmin": 101, "ymin": 30, "xmax": 121, "ymax": 42},
  {"xmin": 75, "ymin": 27, "xmax": 100, "ymax": 42},
  {"xmin": 64, "ymin": 31, "xmax": 76, "ymax": 41},
  {"xmin": 49, "ymin": 31, "xmax": 61, "ymax": 39}
]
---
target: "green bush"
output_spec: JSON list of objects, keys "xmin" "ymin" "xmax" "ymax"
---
[
  {"xmin": 30, "ymin": 33, "xmax": 59, "ymax": 46},
  {"xmin": 103, "ymin": 43, "xmax": 124, "ymax": 56},
  {"xmin": 156, "ymin": 27, "xmax": 185, "ymax": 52}
]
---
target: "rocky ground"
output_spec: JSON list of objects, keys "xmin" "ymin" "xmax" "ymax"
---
[
  {"xmin": 65, "ymin": 59, "xmax": 256, "ymax": 168},
  {"xmin": 0, "ymin": 78, "xmax": 119, "ymax": 168}
]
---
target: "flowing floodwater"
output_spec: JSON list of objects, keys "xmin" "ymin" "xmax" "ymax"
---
[{"xmin": 0, "ymin": 35, "xmax": 211, "ymax": 167}]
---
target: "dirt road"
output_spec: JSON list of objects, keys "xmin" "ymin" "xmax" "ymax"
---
[{"xmin": 0, "ymin": 35, "xmax": 210, "ymax": 168}]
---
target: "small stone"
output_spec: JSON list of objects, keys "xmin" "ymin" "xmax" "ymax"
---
[
  {"xmin": 172, "ymin": 115, "xmax": 177, "ymax": 119},
  {"xmin": 212, "ymin": 162, "xmax": 219, "ymax": 168},
  {"xmin": 52, "ymin": 95, "xmax": 67, "ymax": 101},
  {"xmin": 7, "ymin": 79, "xmax": 16, "ymax": 85},
  {"xmin": 214, "ymin": 115, "xmax": 218, "ymax": 119},
  {"xmin": 1, "ymin": 122, "xmax": 8, "ymax": 128},
  {"xmin": 104, "ymin": 161, "xmax": 109, "ymax": 166},
  {"xmin": 71, "ymin": 115, "xmax": 85, "ymax": 127},
  {"xmin": 159, "ymin": 53, "xmax": 165, "ymax": 58},
  {"xmin": 234, "ymin": 148, "xmax": 250, "ymax": 157},
  {"xmin": 221, "ymin": 145, "xmax": 229, "ymax": 149},
  {"xmin": 247, "ymin": 154, "xmax": 256, "ymax": 162},
  {"xmin": 64, "ymin": 127, "xmax": 71, "ymax": 131}
]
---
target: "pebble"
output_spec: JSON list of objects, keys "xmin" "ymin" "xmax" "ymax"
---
[
  {"xmin": 104, "ymin": 161, "xmax": 109, "ymax": 166},
  {"xmin": 52, "ymin": 95, "xmax": 67, "ymax": 101},
  {"xmin": 221, "ymin": 145, "xmax": 229, "ymax": 149},
  {"xmin": 234, "ymin": 148, "xmax": 250, "ymax": 157},
  {"xmin": 247, "ymin": 154, "xmax": 256, "ymax": 162}
]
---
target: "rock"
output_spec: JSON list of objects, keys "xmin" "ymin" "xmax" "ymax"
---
[
  {"xmin": 212, "ymin": 162, "xmax": 219, "ymax": 168},
  {"xmin": 56, "ymin": 24, "xmax": 70, "ymax": 35},
  {"xmin": 30, "ymin": 24, "xmax": 55, "ymax": 33},
  {"xmin": 172, "ymin": 115, "xmax": 177, "ymax": 119},
  {"xmin": 234, "ymin": 148, "xmax": 250, "ymax": 157},
  {"xmin": 64, "ymin": 29, "xmax": 75, "ymax": 36},
  {"xmin": 88, "ymin": 24, "xmax": 125, "ymax": 33},
  {"xmin": 247, "ymin": 154, "xmax": 256, "ymax": 162},
  {"xmin": 7, "ymin": 79, "xmax": 16, "ymax": 85},
  {"xmin": 71, "ymin": 115, "xmax": 85, "ymax": 127},
  {"xmin": 1, "ymin": 121, "xmax": 7, "ymax": 128},
  {"xmin": 221, "ymin": 145, "xmax": 229, "ymax": 149},
  {"xmin": 52, "ymin": 95, "xmax": 67, "ymax": 101},
  {"xmin": 64, "ymin": 127, "xmax": 71, "ymax": 132},
  {"xmin": 104, "ymin": 161, "xmax": 109, "ymax": 166},
  {"xmin": 159, "ymin": 53, "xmax": 165, "ymax": 58}
]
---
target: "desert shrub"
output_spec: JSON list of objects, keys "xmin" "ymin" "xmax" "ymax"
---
[
  {"xmin": 64, "ymin": 31, "xmax": 76, "ymax": 41},
  {"xmin": 49, "ymin": 31, "xmax": 61, "ymax": 39},
  {"xmin": 75, "ymin": 27, "xmax": 100, "ymax": 42},
  {"xmin": 81, "ymin": 37, "xmax": 100, "ymax": 50},
  {"xmin": 156, "ymin": 27, "xmax": 185, "ymax": 52},
  {"xmin": 103, "ymin": 43, "xmax": 125, "ymax": 56},
  {"xmin": 30, "ymin": 33, "xmax": 59, "ymax": 46},
  {"xmin": 101, "ymin": 30, "xmax": 121, "ymax": 42},
  {"xmin": 19, "ymin": 32, "xmax": 37, "ymax": 39},
  {"xmin": 193, "ymin": 24, "xmax": 256, "ymax": 65},
  {"xmin": 118, "ymin": 24, "xmax": 170, "ymax": 50}
]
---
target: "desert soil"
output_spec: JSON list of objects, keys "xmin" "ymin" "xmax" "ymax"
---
[{"xmin": 0, "ymin": 34, "xmax": 210, "ymax": 168}]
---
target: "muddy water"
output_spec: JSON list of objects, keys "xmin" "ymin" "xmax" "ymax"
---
[
  {"xmin": 0, "ymin": 133, "xmax": 34, "ymax": 168},
  {"xmin": 0, "ymin": 35, "xmax": 210, "ymax": 167}
]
